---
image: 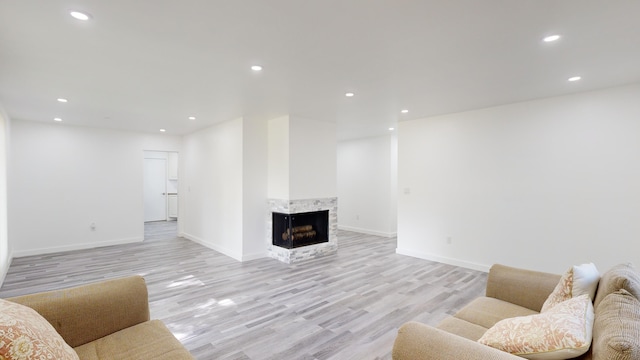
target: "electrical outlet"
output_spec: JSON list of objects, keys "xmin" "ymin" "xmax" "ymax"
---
[
  {"xmin": 446, "ymin": 236, "xmax": 452, "ymax": 245},
  {"xmin": 90, "ymin": 222, "xmax": 96, "ymax": 231},
  {"xmin": 356, "ymin": 215, "xmax": 360, "ymax": 220}
]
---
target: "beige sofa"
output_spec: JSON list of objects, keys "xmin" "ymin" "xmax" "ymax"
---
[
  {"xmin": 6, "ymin": 276, "xmax": 194, "ymax": 360},
  {"xmin": 392, "ymin": 263, "xmax": 640, "ymax": 360}
]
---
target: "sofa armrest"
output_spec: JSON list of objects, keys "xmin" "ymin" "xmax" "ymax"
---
[
  {"xmin": 392, "ymin": 322, "xmax": 523, "ymax": 360},
  {"xmin": 485, "ymin": 264, "xmax": 560, "ymax": 312},
  {"xmin": 7, "ymin": 276, "xmax": 151, "ymax": 347}
]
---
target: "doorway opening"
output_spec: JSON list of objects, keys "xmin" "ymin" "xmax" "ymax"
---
[{"xmin": 143, "ymin": 151, "xmax": 179, "ymax": 241}]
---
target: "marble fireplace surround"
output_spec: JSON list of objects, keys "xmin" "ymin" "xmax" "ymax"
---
[{"xmin": 267, "ymin": 197, "xmax": 337, "ymax": 263}]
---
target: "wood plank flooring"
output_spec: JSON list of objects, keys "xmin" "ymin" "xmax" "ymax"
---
[
  {"xmin": 0, "ymin": 228, "xmax": 487, "ymax": 360},
  {"xmin": 144, "ymin": 219, "xmax": 178, "ymax": 241}
]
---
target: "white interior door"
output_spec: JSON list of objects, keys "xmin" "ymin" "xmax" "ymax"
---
[{"xmin": 144, "ymin": 158, "xmax": 167, "ymax": 222}]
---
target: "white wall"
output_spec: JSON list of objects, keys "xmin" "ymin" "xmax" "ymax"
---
[
  {"xmin": 0, "ymin": 105, "xmax": 11, "ymax": 286},
  {"xmin": 9, "ymin": 116, "xmax": 266, "ymax": 264},
  {"xmin": 9, "ymin": 120, "xmax": 181, "ymax": 256},
  {"xmin": 242, "ymin": 117, "xmax": 268, "ymax": 260},
  {"xmin": 398, "ymin": 84, "xmax": 640, "ymax": 274},
  {"xmin": 267, "ymin": 115, "xmax": 337, "ymax": 201},
  {"xmin": 337, "ymin": 134, "xmax": 397, "ymax": 237},
  {"xmin": 289, "ymin": 116, "xmax": 337, "ymax": 200},
  {"xmin": 181, "ymin": 118, "xmax": 244, "ymax": 260},
  {"xmin": 267, "ymin": 116, "xmax": 290, "ymax": 199},
  {"xmin": 390, "ymin": 133, "xmax": 398, "ymax": 232}
]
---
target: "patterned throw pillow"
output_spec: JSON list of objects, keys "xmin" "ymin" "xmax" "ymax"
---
[
  {"xmin": 478, "ymin": 295, "xmax": 594, "ymax": 360},
  {"xmin": 541, "ymin": 263, "xmax": 600, "ymax": 312},
  {"xmin": 0, "ymin": 298, "xmax": 79, "ymax": 360}
]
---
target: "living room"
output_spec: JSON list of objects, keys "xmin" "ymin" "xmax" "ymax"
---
[{"xmin": 1, "ymin": 1, "xmax": 640, "ymax": 359}]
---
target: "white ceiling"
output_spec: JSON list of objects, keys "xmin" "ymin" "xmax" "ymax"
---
[{"xmin": 1, "ymin": 1, "xmax": 640, "ymax": 140}]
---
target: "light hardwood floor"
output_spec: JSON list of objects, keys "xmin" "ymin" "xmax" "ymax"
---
[
  {"xmin": 0, "ymin": 227, "xmax": 487, "ymax": 360},
  {"xmin": 144, "ymin": 219, "xmax": 178, "ymax": 241}
]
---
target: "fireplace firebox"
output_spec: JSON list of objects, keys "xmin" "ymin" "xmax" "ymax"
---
[{"xmin": 272, "ymin": 210, "xmax": 329, "ymax": 249}]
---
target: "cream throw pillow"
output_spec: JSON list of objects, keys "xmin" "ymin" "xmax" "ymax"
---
[
  {"xmin": 0, "ymin": 298, "xmax": 79, "ymax": 360},
  {"xmin": 541, "ymin": 263, "xmax": 600, "ymax": 312},
  {"xmin": 478, "ymin": 294, "xmax": 594, "ymax": 360}
]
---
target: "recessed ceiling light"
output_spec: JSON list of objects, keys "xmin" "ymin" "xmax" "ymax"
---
[
  {"xmin": 401, "ymin": 109, "xmax": 409, "ymax": 114},
  {"xmin": 159, "ymin": 128, "xmax": 166, "ymax": 132},
  {"xmin": 388, "ymin": 127, "xmax": 395, "ymax": 131},
  {"xmin": 57, "ymin": 98, "xmax": 68, "ymax": 103},
  {"xmin": 568, "ymin": 76, "xmax": 582, "ymax": 82},
  {"xmin": 54, "ymin": 117, "xmax": 62, "ymax": 122},
  {"xmin": 188, "ymin": 116, "xmax": 196, "ymax": 120},
  {"xmin": 345, "ymin": 92, "xmax": 355, "ymax": 97},
  {"xmin": 70, "ymin": 11, "xmax": 91, "ymax": 21},
  {"xmin": 543, "ymin": 34, "xmax": 561, "ymax": 42},
  {"xmin": 251, "ymin": 65, "xmax": 263, "ymax": 71}
]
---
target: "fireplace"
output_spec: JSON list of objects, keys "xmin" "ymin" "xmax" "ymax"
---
[
  {"xmin": 267, "ymin": 198, "xmax": 337, "ymax": 263},
  {"xmin": 272, "ymin": 210, "xmax": 329, "ymax": 249}
]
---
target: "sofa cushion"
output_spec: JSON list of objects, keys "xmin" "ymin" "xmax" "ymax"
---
[
  {"xmin": 7, "ymin": 275, "xmax": 152, "ymax": 348},
  {"xmin": 478, "ymin": 295, "xmax": 594, "ymax": 360},
  {"xmin": 437, "ymin": 316, "xmax": 490, "ymax": 341},
  {"xmin": 0, "ymin": 298, "xmax": 79, "ymax": 360},
  {"xmin": 73, "ymin": 320, "xmax": 193, "ymax": 360},
  {"xmin": 486, "ymin": 264, "xmax": 561, "ymax": 313},
  {"xmin": 541, "ymin": 263, "xmax": 600, "ymax": 312},
  {"xmin": 454, "ymin": 296, "xmax": 538, "ymax": 330},
  {"xmin": 394, "ymin": 322, "xmax": 525, "ymax": 360},
  {"xmin": 592, "ymin": 289, "xmax": 640, "ymax": 360},
  {"xmin": 594, "ymin": 263, "xmax": 640, "ymax": 310}
]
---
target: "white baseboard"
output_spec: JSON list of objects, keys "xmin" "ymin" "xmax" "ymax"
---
[
  {"xmin": 0, "ymin": 252, "xmax": 12, "ymax": 288},
  {"xmin": 395, "ymin": 247, "xmax": 490, "ymax": 273},
  {"xmin": 12, "ymin": 237, "xmax": 143, "ymax": 258},
  {"xmin": 181, "ymin": 232, "xmax": 243, "ymax": 262},
  {"xmin": 338, "ymin": 225, "xmax": 397, "ymax": 238}
]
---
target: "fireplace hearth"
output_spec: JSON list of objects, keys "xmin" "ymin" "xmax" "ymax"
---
[{"xmin": 272, "ymin": 210, "xmax": 329, "ymax": 249}]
